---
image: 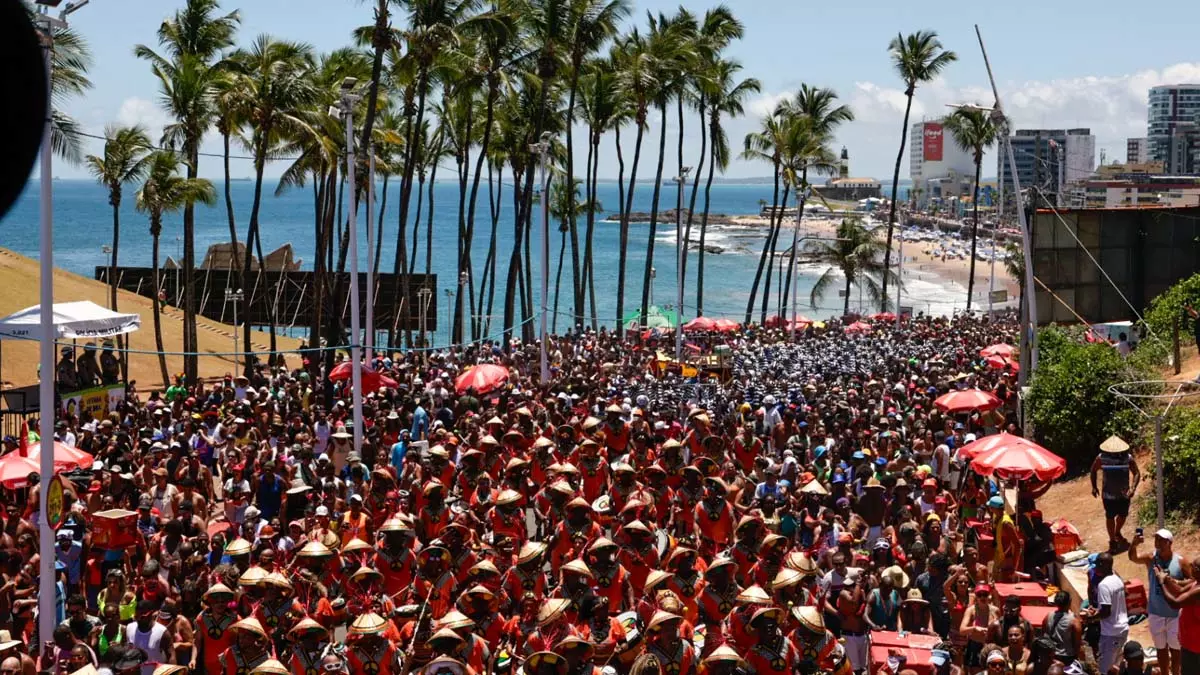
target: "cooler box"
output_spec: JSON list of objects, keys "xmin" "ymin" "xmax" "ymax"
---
[
  {"xmin": 92, "ymin": 509, "xmax": 138, "ymax": 550},
  {"xmin": 993, "ymin": 582, "xmax": 1049, "ymax": 607},
  {"xmin": 1125, "ymin": 579, "xmax": 1148, "ymax": 616},
  {"xmin": 869, "ymin": 646, "xmax": 933, "ymax": 675}
]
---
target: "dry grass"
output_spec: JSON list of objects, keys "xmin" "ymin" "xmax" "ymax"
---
[{"xmin": 0, "ymin": 248, "xmax": 300, "ymax": 390}]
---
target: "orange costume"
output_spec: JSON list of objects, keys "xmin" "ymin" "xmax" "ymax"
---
[
  {"xmin": 221, "ymin": 647, "xmax": 272, "ymax": 675},
  {"xmin": 346, "ymin": 640, "xmax": 398, "ymax": 675},
  {"xmin": 645, "ymin": 638, "xmax": 697, "ymax": 675},
  {"xmin": 591, "ymin": 562, "xmax": 632, "ymax": 614},
  {"xmin": 744, "ymin": 638, "xmax": 799, "ymax": 675},
  {"xmin": 196, "ymin": 611, "xmax": 236, "ymax": 675},
  {"xmin": 374, "ymin": 547, "xmax": 416, "ymax": 599},
  {"xmin": 693, "ymin": 500, "xmax": 734, "ymax": 551}
]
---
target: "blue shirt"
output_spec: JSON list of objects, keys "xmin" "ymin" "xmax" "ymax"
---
[
  {"xmin": 411, "ymin": 407, "xmax": 429, "ymax": 441},
  {"xmin": 56, "ymin": 540, "xmax": 83, "ymax": 585},
  {"xmin": 1147, "ymin": 552, "xmax": 1184, "ymax": 618},
  {"xmin": 390, "ymin": 440, "xmax": 409, "ymax": 470},
  {"xmin": 256, "ymin": 474, "xmax": 284, "ymax": 520}
]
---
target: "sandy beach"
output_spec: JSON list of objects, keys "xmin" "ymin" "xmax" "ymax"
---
[{"xmin": 726, "ymin": 212, "xmax": 1020, "ymax": 310}]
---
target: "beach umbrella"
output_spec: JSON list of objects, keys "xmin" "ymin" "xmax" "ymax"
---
[
  {"xmin": 871, "ymin": 312, "xmax": 896, "ymax": 322},
  {"xmin": 967, "ymin": 434, "xmax": 1066, "ymax": 482},
  {"xmin": 683, "ymin": 317, "xmax": 718, "ymax": 332},
  {"xmin": 984, "ymin": 354, "xmax": 1020, "ymax": 371},
  {"xmin": 328, "ymin": 362, "xmax": 398, "ymax": 393},
  {"xmin": 713, "ymin": 319, "xmax": 740, "ymax": 333},
  {"xmin": 0, "ymin": 453, "xmax": 42, "ymax": 489},
  {"xmin": 26, "ymin": 441, "xmax": 94, "ymax": 471},
  {"xmin": 455, "ymin": 364, "xmax": 510, "ymax": 395},
  {"xmin": 980, "ymin": 343, "xmax": 1016, "ymax": 358},
  {"xmin": 845, "ymin": 321, "xmax": 873, "ymax": 334},
  {"xmin": 933, "ymin": 389, "xmax": 1001, "ymax": 414}
]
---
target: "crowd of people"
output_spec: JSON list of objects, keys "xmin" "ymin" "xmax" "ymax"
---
[{"xmin": 4, "ymin": 312, "xmax": 1198, "ymax": 675}]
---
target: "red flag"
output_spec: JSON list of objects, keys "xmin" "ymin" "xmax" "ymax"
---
[{"xmin": 18, "ymin": 421, "xmax": 28, "ymax": 457}]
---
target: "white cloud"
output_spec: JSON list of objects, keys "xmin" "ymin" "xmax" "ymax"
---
[
  {"xmin": 833, "ymin": 62, "xmax": 1200, "ymax": 178},
  {"xmin": 746, "ymin": 91, "xmax": 791, "ymax": 119},
  {"xmin": 115, "ymin": 97, "xmax": 173, "ymax": 138}
]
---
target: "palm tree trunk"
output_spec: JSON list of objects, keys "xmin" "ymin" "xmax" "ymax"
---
[
  {"xmin": 358, "ymin": 0, "xmax": 389, "ymax": 169},
  {"xmin": 781, "ymin": 168, "xmax": 810, "ymax": 322},
  {"xmin": 182, "ymin": 138, "xmax": 200, "ymax": 383},
  {"xmin": 882, "ymin": 91, "xmax": 915, "ymax": 311},
  {"xmin": 582, "ymin": 125, "xmax": 599, "ymax": 331},
  {"xmin": 745, "ymin": 163, "xmax": 781, "ymax": 323},
  {"xmin": 681, "ymin": 98, "xmax": 706, "ymax": 286},
  {"xmin": 618, "ymin": 119, "xmax": 646, "ymax": 337},
  {"xmin": 640, "ymin": 104, "xmax": 670, "ymax": 324},
  {"xmin": 425, "ymin": 161, "xmax": 437, "ymax": 278},
  {"xmin": 552, "ymin": 229, "xmax": 567, "ymax": 333},
  {"xmin": 374, "ymin": 174, "xmax": 388, "ymax": 281},
  {"xmin": 222, "ymin": 131, "xmax": 239, "ymax": 252},
  {"xmin": 243, "ymin": 137, "xmax": 271, "ymax": 377},
  {"xmin": 843, "ymin": 269, "xmax": 853, "ymax": 316},
  {"xmin": 565, "ymin": 60, "xmax": 583, "ymax": 330},
  {"xmin": 466, "ymin": 81, "xmax": 499, "ymax": 340},
  {"xmin": 761, "ymin": 184, "xmax": 790, "ymax": 324},
  {"xmin": 391, "ymin": 75, "xmax": 429, "ymax": 349},
  {"xmin": 697, "ymin": 116, "xmax": 718, "ymax": 316},
  {"xmin": 453, "ymin": 96, "xmax": 473, "ymax": 345},
  {"xmin": 966, "ymin": 154, "xmax": 982, "ymax": 310},
  {"xmin": 410, "ymin": 171, "xmax": 426, "ymax": 277},
  {"xmin": 151, "ymin": 226, "xmax": 169, "ymax": 387},
  {"xmin": 109, "ymin": 193, "xmax": 120, "ymax": 311},
  {"xmin": 481, "ymin": 160, "xmax": 503, "ymax": 337}
]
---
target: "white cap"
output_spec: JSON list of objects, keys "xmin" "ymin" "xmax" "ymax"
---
[
  {"xmin": 315, "ymin": 506, "xmax": 330, "ymax": 517},
  {"xmin": 1155, "ymin": 528, "xmax": 1174, "ymax": 541},
  {"xmin": 244, "ymin": 506, "xmax": 260, "ymax": 519},
  {"xmin": 965, "ymin": 433, "xmax": 977, "ymax": 443}
]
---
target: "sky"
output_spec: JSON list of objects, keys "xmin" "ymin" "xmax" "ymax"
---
[{"xmin": 50, "ymin": 0, "xmax": 1200, "ymax": 183}]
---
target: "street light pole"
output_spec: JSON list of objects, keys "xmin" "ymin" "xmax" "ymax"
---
[
  {"xmin": 674, "ymin": 168, "xmax": 691, "ymax": 363},
  {"xmin": 458, "ymin": 272, "xmax": 468, "ymax": 346},
  {"xmin": 531, "ymin": 133, "xmax": 551, "ymax": 384},
  {"xmin": 337, "ymin": 79, "xmax": 364, "ymax": 453},
  {"xmin": 365, "ymin": 143, "xmax": 376, "ymax": 363},
  {"xmin": 35, "ymin": 0, "xmax": 89, "ymax": 650},
  {"xmin": 225, "ymin": 288, "xmax": 243, "ymax": 373}
]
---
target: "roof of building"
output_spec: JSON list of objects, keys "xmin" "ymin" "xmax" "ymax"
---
[{"xmin": 830, "ymin": 178, "xmax": 880, "ymax": 185}]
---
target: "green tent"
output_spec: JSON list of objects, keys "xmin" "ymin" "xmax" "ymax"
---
[{"xmin": 623, "ymin": 306, "xmax": 677, "ymax": 330}]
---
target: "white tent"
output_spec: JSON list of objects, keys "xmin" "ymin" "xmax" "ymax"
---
[{"xmin": 0, "ymin": 301, "xmax": 140, "ymax": 340}]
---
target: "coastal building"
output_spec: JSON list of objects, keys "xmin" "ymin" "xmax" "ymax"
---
[
  {"xmin": 1147, "ymin": 84, "xmax": 1200, "ymax": 166},
  {"xmin": 1094, "ymin": 161, "xmax": 1164, "ymax": 179},
  {"xmin": 1082, "ymin": 176, "xmax": 1200, "ymax": 208},
  {"xmin": 814, "ymin": 147, "xmax": 882, "ymax": 201},
  {"xmin": 997, "ymin": 128, "xmax": 1095, "ymax": 209},
  {"xmin": 909, "ymin": 120, "xmax": 974, "ymax": 205},
  {"xmin": 1126, "ymin": 137, "xmax": 1149, "ymax": 164},
  {"xmin": 1164, "ymin": 120, "xmax": 1200, "ymax": 174}
]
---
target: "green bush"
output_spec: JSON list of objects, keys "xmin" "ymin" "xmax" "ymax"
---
[
  {"xmin": 1026, "ymin": 326, "xmax": 1149, "ymax": 469},
  {"xmin": 1144, "ymin": 272, "xmax": 1200, "ymax": 347},
  {"xmin": 1159, "ymin": 408, "xmax": 1200, "ymax": 518}
]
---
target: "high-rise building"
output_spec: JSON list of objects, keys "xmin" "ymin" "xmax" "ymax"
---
[
  {"xmin": 909, "ymin": 120, "xmax": 975, "ymax": 204},
  {"xmin": 998, "ymin": 128, "xmax": 1095, "ymax": 208},
  {"xmin": 1127, "ymin": 137, "xmax": 1149, "ymax": 164},
  {"xmin": 1148, "ymin": 84, "xmax": 1200, "ymax": 165}
]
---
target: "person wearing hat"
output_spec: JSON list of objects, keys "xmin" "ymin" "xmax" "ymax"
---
[
  {"xmin": 220, "ymin": 617, "xmax": 272, "ymax": 675},
  {"xmin": 190, "ymin": 584, "xmax": 237, "ymax": 673},
  {"xmin": 587, "ymin": 537, "xmax": 634, "ymax": 614},
  {"xmin": 550, "ymin": 498, "xmax": 602, "ymax": 570},
  {"xmin": 416, "ymin": 480, "xmax": 452, "ymax": 543},
  {"xmin": 787, "ymin": 605, "xmax": 848, "ymax": 675},
  {"xmin": 693, "ymin": 477, "xmax": 734, "ymax": 558},
  {"xmin": 286, "ymin": 618, "xmax": 330, "ymax": 675},
  {"xmin": 603, "ymin": 403, "xmax": 632, "ymax": 456},
  {"xmin": 644, "ymin": 611, "xmax": 695, "ymax": 675},
  {"xmin": 502, "ymin": 542, "xmax": 549, "ymax": 610},
  {"xmin": 375, "ymin": 518, "xmax": 417, "ymax": 598},
  {"xmin": 553, "ymin": 635, "xmax": 599, "ymax": 675},
  {"xmin": 743, "ymin": 606, "xmax": 797, "ymax": 675},
  {"xmin": 1091, "ymin": 435, "xmax": 1140, "ymax": 553},
  {"xmin": 524, "ymin": 651, "xmax": 569, "ymax": 675},
  {"xmin": 985, "ymin": 494, "xmax": 1022, "ymax": 584},
  {"xmin": 347, "ymin": 613, "xmax": 400, "ymax": 675},
  {"xmin": 696, "ymin": 559, "xmax": 738, "ymax": 653}
]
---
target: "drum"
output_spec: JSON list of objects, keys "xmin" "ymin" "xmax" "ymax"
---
[
  {"xmin": 495, "ymin": 649, "xmax": 513, "ymax": 674},
  {"xmin": 615, "ymin": 611, "xmax": 643, "ymax": 670},
  {"xmin": 692, "ymin": 623, "xmax": 706, "ymax": 654}
]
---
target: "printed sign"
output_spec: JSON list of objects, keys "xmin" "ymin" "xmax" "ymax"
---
[
  {"xmin": 60, "ymin": 384, "xmax": 125, "ymax": 421},
  {"xmin": 923, "ymin": 123, "xmax": 944, "ymax": 162}
]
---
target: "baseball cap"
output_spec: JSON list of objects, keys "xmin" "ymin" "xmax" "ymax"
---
[
  {"xmin": 1156, "ymin": 528, "xmax": 1174, "ymax": 541},
  {"xmin": 929, "ymin": 650, "xmax": 950, "ymax": 667},
  {"xmin": 1123, "ymin": 641, "xmax": 1144, "ymax": 660},
  {"xmin": 986, "ymin": 650, "xmax": 1005, "ymax": 664},
  {"xmin": 315, "ymin": 506, "xmax": 330, "ymax": 517},
  {"xmin": 986, "ymin": 495, "xmax": 1004, "ymax": 509}
]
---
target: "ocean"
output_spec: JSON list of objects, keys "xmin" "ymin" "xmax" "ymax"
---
[{"xmin": 1, "ymin": 178, "xmax": 957, "ymax": 345}]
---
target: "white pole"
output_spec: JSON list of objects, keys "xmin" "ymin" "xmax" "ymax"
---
[
  {"xmin": 37, "ymin": 16, "xmax": 57, "ymax": 648},
  {"xmin": 790, "ymin": 191, "xmax": 803, "ymax": 341},
  {"xmin": 232, "ymin": 293, "xmax": 239, "ymax": 372},
  {"xmin": 537, "ymin": 137, "xmax": 550, "ymax": 383},
  {"xmin": 343, "ymin": 99, "xmax": 364, "ymax": 453},
  {"xmin": 895, "ymin": 221, "xmax": 904, "ymax": 328},
  {"xmin": 674, "ymin": 172, "xmax": 687, "ymax": 363},
  {"xmin": 365, "ymin": 144, "xmax": 375, "ymax": 363},
  {"xmin": 990, "ymin": 174, "xmax": 1003, "ymax": 315}
]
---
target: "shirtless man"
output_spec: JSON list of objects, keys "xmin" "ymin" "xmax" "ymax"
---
[{"xmin": 838, "ymin": 573, "xmax": 870, "ymax": 673}]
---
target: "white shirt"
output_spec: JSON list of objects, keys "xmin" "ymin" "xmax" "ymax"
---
[
  {"xmin": 126, "ymin": 621, "xmax": 168, "ymax": 675},
  {"xmin": 1096, "ymin": 573, "xmax": 1129, "ymax": 636},
  {"xmin": 314, "ymin": 421, "xmax": 331, "ymax": 453},
  {"xmin": 933, "ymin": 444, "xmax": 951, "ymax": 481},
  {"xmin": 819, "ymin": 566, "xmax": 862, "ymax": 598}
]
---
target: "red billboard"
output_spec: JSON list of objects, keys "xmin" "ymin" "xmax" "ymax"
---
[{"xmin": 923, "ymin": 122, "xmax": 944, "ymax": 161}]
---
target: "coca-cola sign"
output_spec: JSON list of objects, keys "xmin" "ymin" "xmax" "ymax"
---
[{"xmin": 923, "ymin": 123, "xmax": 944, "ymax": 161}]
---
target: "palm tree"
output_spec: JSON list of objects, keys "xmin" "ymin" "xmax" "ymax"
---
[
  {"xmin": 45, "ymin": 24, "xmax": 94, "ymax": 163},
  {"xmin": 807, "ymin": 217, "xmax": 895, "ymax": 316},
  {"xmin": 136, "ymin": 152, "xmax": 216, "ymax": 387},
  {"xmin": 549, "ymin": 177, "xmax": 601, "ymax": 331},
  {"xmin": 135, "ymin": 0, "xmax": 240, "ymax": 382},
  {"xmin": 229, "ymin": 35, "xmax": 317, "ymax": 374},
  {"xmin": 212, "ymin": 70, "xmax": 244, "ymax": 266},
  {"xmin": 696, "ymin": 59, "xmax": 757, "ymax": 315},
  {"xmin": 85, "ymin": 125, "xmax": 153, "ymax": 312},
  {"xmin": 881, "ymin": 30, "xmax": 957, "ymax": 310},
  {"xmin": 638, "ymin": 9, "xmax": 697, "ymax": 326},
  {"xmin": 775, "ymin": 84, "xmax": 852, "ymax": 318},
  {"xmin": 741, "ymin": 112, "xmax": 786, "ymax": 324},
  {"xmin": 943, "ymin": 107, "xmax": 997, "ymax": 310},
  {"xmin": 563, "ymin": 0, "xmax": 630, "ymax": 329}
]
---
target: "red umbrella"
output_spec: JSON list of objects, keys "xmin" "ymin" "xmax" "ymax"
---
[
  {"xmin": 713, "ymin": 318, "xmax": 740, "ymax": 333},
  {"xmin": 985, "ymin": 354, "xmax": 1020, "ymax": 371},
  {"xmin": 980, "ymin": 343, "xmax": 1017, "ymax": 358},
  {"xmin": 683, "ymin": 316, "xmax": 719, "ymax": 332},
  {"xmin": 933, "ymin": 389, "xmax": 1002, "ymax": 414},
  {"xmin": 845, "ymin": 321, "xmax": 873, "ymax": 334},
  {"xmin": 328, "ymin": 362, "xmax": 397, "ymax": 393},
  {"xmin": 455, "ymin": 363, "xmax": 510, "ymax": 395},
  {"xmin": 0, "ymin": 452, "xmax": 42, "ymax": 489},
  {"xmin": 27, "ymin": 441, "xmax": 94, "ymax": 471},
  {"xmin": 966, "ymin": 433, "xmax": 1066, "ymax": 481},
  {"xmin": 872, "ymin": 312, "xmax": 896, "ymax": 321}
]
